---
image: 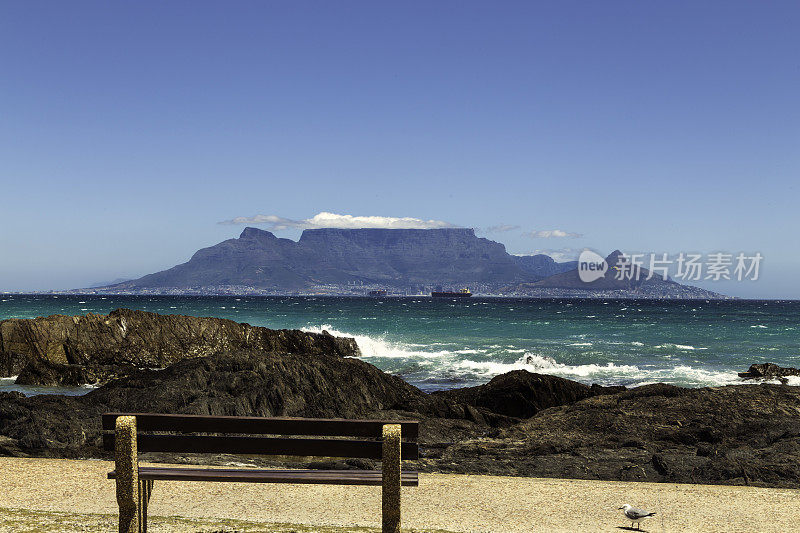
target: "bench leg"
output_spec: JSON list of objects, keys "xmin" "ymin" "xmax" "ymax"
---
[
  {"xmin": 382, "ymin": 424, "xmax": 402, "ymax": 533},
  {"xmin": 115, "ymin": 416, "xmax": 139, "ymax": 533},
  {"xmin": 138, "ymin": 479, "xmax": 153, "ymax": 533}
]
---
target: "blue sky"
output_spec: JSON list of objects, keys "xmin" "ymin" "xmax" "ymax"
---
[{"xmin": 1, "ymin": 1, "xmax": 798, "ymax": 297}]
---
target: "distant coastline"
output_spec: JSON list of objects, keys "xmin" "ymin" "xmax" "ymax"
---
[
  {"xmin": 29, "ymin": 288, "xmax": 733, "ymax": 299},
  {"xmin": 75, "ymin": 227, "xmax": 728, "ymax": 299}
]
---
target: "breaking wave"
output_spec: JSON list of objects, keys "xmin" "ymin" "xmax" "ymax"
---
[
  {"xmin": 301, "ymin": 324, "xmax": 449, "ymax": 359},
  {"xmin": 300, "ymin": 324, "xmax": 763, "ymax": 389}
]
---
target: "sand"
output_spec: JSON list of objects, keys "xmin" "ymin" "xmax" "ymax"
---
[{"xmin": 0, "ymin": 457, "xmax": 798, "ymax": 532}]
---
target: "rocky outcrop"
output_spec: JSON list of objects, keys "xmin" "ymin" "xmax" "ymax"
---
[
  {"xmin": 1, "ymin": 353, "xmax": 799, "ymax": 488},
  {"xmin": 436, "ymin": 383, "xmax": 800, "ymax": 488},
  {"xmin": 433, "ymin": 370, "xmax": 621, "ymax": 418},
  {"xmin": 0, "ymin": 350, "xmax": 503, "ymax": 459},
  {"xmin": 14, "ymin": 359, "xmax": 122, "ymax": 387},
  {"xmin": 2, "ymin": 309, "xmax": 798, "ymax": 487},
  {"xmin": 738, "ymin": 363, "xmax": 800, "ymax": 383},
  {"xmin": 0, "ymin": 309, "xmax": 360, "ymax": 380},
  {"xmin": 108, "ymin": 227, "xmax": 546, "ymax": 290}
]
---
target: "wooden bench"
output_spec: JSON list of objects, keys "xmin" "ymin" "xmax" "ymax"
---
[{"xmin": 102, "ymin": 412, "xmax": 419, "ymax": 533}]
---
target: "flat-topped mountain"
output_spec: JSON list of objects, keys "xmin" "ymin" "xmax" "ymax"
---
[
  {"xmin": 93, "ymin": 229, "xmax": 725, "ymax": 297},
  {"xmin": 104, "ymin": 227, "xmax": 568, "ymax": 291}
]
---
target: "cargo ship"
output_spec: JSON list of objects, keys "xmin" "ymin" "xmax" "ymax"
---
[
  {"xmin": 431, "ymin": 288, "xmax": 472, "ymax": 297},
  {"xmin": 368, "ymin": 289, "xmax": 387, "ymax": 296}
]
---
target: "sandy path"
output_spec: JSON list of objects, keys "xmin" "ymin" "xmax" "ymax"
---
[{"xmin": 0, "ymin": 457, "xmax": 798, "ymax": 532}]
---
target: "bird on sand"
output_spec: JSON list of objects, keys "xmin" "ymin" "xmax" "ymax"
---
[{"xmin": 619, "ymin": 503, "xmax": 656, "ymax": 530}]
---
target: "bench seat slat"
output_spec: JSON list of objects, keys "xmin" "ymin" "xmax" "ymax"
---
[
  {"xmin": 108, "ymin": 467, "xmax": 420, "ymax": 486},
  {"xmin": 102, "ymin": 413, "xmax": 419, "ymax": 440},
  {"xmin": 102, "ymin": 434, "xmax": 419, "ymax": 460}
]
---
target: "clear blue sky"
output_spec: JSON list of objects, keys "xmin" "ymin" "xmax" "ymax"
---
[{"xmin": 1, "ymin": 1, "xmax": 798, "ymax": 297}]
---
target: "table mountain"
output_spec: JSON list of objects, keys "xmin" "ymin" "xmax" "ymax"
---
[{"xmin": 104, "ymin": 227, "xmax": 571, "ymax": 291}]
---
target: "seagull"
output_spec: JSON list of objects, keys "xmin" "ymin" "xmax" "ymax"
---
[{"xmin": 619, "ymin": 503, "xmax": 656, "ymax": 530}]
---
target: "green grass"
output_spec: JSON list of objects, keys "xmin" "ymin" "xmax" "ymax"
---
[{"xmin": 0, "ymin": 507, "xmax": 456, "ymax": 532}]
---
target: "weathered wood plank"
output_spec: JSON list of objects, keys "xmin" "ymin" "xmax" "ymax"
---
[
  {"xmin": 108, "ymin": 467, "xmax": 420, "ymax": 486},
  {"xmin": 102, "ymin": 413, "xmax": 419, "ymax": 440},
  {"xmin": 102, "ymin": 434, "xmax": 419, "ymax": 460}
]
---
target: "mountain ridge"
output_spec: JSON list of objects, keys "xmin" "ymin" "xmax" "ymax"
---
[
  {"xmin": 502, "ymin": 250, "xmax": 726, "ymax": 298},
  {"xmin": 107, "ymin": 227, "xmax": 559, "ymax": 291},
  {"xmin": 97, "ymin": 228, "xmax": 726, "ymax": 298}
]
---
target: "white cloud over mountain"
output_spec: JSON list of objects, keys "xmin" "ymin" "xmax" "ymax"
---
[
  {"xmin": 219, "ymin": 212, "xmax": 457, "ymax": 230},
  {"xmin": 525, "ymin": 229, "xmax": 583, "ymax": 238},
  {"xmin": 514, "ymin": 248, "xmax": 585, "ymax": 262}
]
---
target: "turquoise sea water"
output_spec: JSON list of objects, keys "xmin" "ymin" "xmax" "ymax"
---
[{"xmin": 1, "ymin": 294, "xmax": 799, "ymax": 393}]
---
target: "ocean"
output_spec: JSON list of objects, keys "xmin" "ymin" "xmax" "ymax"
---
[{"xmin": 1, "ymin": 294, "xmax": 799, "ymax": 395}]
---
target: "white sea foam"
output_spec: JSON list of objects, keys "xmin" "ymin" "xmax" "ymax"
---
[
  {"xmin": 515, "ymin": 356, "xmax": 741, "ymax": 387},
  {"xmin": 452, "ymin": 354, "xmax": 641, "ymax": 383},
  {"xmin": 646, "ymin": 365, "xmax": 741, "ymax": 387},
  {"xmin": 655, "ymin": 343, "xmax": 706, "ymax": 350},
  {"xmin": 456, "ymin": 353, "xmax": 753, "ymax": 388},
  {"xmin": 301, "ymin": 324, "xmax": 449, "ymax": 359},
  {"xmin": 299, "ymin": 325, "xmax": 795, "ymax": 389}
]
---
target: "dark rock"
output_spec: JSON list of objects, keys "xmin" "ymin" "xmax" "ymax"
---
[
  {"xmin": 2, "ymin": 353, "xmax": 800, "ymax": 488},
  {"xmin": 433, "ymin": 370, "xmax": 606, "ymax": 418},
  {"xmin": 0, "ymin": 308, "xmax": 360, "ymax": 382},
  {"xmin": 0, "ymin": 349, "xmax": 499, "ymax": 461},
  {"xmin": 438, "ymin": 383, "xmax": 800, "ymax": 488},
  {"xmin": 738, "ymin": 363, "xmax": 800, "ymax": 383},
  {"xmin": 651, "ymin": 453, "xmax": 670, "ymax": 475},
  {"xmin": 2, "ymin": 310, "xmax": 799, "ymax": 488},
  {"xmin": 15, "ymin": 358, "xmax": 126, "ymax": 387},
  {"xmin": 0, "ymin": 435, "xmax": 26, "ymax": 457},
  {"xmin": 590, "ymin": 383, "xmax": 626, "ymax": 395}
]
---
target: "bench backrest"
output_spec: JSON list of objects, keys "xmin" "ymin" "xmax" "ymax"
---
[{"xmin": 102, "ymin": 413, "xmax": 419, "ymax": 460}]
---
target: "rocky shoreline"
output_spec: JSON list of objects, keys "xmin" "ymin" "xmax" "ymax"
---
[
  {"xmin": 0, "ymin": 308, "xmax": 358, "ymax": 386},
  {"xmin": 1, "ymin": 310, "xmax": 798, "ymax": 489}
]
